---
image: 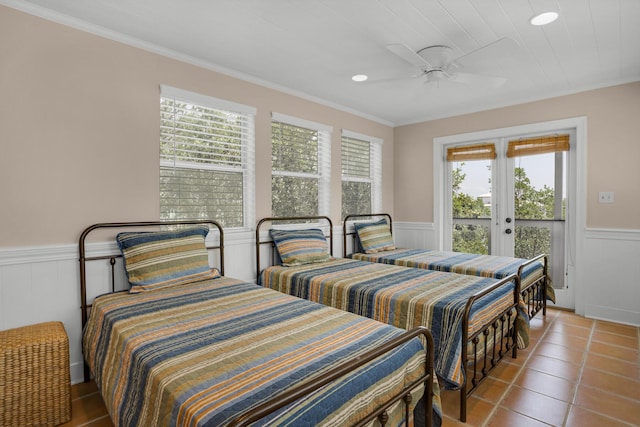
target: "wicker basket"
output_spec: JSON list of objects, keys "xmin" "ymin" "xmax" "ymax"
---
[{"xmin": 0, "ymin": 321, "xmax": 71, "ymax": 426}]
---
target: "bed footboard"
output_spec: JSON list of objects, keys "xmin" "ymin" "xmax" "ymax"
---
[
  {"xmin": 228, "ymin": 326, "xmax": 435, "ymax": 427},
  {"xmin": 460, "ymin": 273, "xmax": 520, "ymax": 422},
  {"xmin": 519, "ymin": 254, "xmax": 548, "ymax": 319}
]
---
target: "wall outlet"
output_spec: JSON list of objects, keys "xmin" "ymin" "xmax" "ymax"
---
[{"xmin": 598, "ymin": 191, "xmax": 614, "ymax": 203}]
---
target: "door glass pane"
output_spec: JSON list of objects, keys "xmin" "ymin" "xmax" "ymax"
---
[
  {"xmin": 513, "ymin": 152, "xmax": 566, "ymax": 289},
  {"xmin": 451, "ymin": 160, "xmax": 492, "ymax": 254}
]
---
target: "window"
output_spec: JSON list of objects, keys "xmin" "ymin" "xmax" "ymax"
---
[
  {"xmin": 271, "ymin": 113, "xmax": 331, "ymax": 217},
  {"xmin": 341, "ymin": 130, "xmax": 382, "ymax": 219},
  {"xmin": 160, "ymin": 85, "xmax": 255, "ymax": 228}
]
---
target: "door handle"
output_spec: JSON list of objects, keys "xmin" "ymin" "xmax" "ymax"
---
[
  {"xmin": 505, "ymin": 217, "xmax": 512, "ymax": 223},
  {"xmin": 505, "ymin": 228, "xmax": 512, "ymax": 234}
]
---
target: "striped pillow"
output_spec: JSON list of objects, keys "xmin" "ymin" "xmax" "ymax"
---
[
  {"xmin": 354, "ymin": 219, "xmax": 396, "ymax": 254},
  {"xmin": 116, "ymin": 226, "xmax": 220, "ymax": 293},
  {"xmin": 270, "ymin": 228, "xmax": 331, "ymax": 266}
]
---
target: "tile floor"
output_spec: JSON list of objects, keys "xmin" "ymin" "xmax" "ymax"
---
[
  {"xmin": 62, "ymin": 308, "xmax": 640, "ymax": 426},
  {"xmin": 440, "ymin": 309, "xmax": 640, "ymax": 426}
]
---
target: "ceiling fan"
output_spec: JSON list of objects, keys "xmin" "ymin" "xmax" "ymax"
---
[{"xmin": 383, "ymin": 37, "xmax": 518, "ymax": 88}]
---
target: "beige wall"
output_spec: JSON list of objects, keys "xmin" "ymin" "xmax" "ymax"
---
[
  {"xmin": 0, "ymin": 6, "xmax": 394, "ymax": 247},
  {"xmin": 394, "ymin": 82, "xmax": 640, "ymax": 229}
]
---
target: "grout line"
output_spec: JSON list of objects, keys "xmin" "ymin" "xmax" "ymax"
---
[
  {"xmin": 74, "ymin": 414, "xmax": 111, "ymax": 427},
  {"xmin": 561, "ymin": 315, "xmax": 596, "ymax": 426},
  {"xmin": 72, "ymin": 390, "xmax": 101, "ymax": 402}
]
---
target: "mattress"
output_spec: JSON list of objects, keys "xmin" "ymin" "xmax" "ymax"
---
[
  {"xmin": 83, "ymin": 276, "xmax": 436, "ymax": 427},
  {"xmin": 259, "ymin": 258, "xmax": 527, "ymax": 389}
]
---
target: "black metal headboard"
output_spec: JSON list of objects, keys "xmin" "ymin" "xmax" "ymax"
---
[
  {"xmin": 342, "ymin": 213, "xmax": 392, "ymax": 257},
  {"xmin": 78, "ymin": 219, "xmax": 224, "ymax": 381},
  {"xmin": 255, "ymin": 216, "xmax": 333, "ymax": 277}
]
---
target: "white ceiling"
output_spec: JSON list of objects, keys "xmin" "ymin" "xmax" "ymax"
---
[{"xmin": 5, "ymin": 0, "xmax": 640, "ymax": 125}]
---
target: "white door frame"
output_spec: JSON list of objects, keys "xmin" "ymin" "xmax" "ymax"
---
[{"xmin": 432, "ymin": 117, "xmax": 587, "ymax": 314}]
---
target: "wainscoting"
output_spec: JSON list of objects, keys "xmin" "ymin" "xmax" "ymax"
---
[
  {"xmin": 1, "ymin": 224, "xmax": 638, "ymax": 384},
  {"xmin": 582, "ymin": 228, "xmax": 640, "ymax": 326}
]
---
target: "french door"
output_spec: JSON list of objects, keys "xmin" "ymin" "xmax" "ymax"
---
[{"xmin": 444, "ymin": 131, "xmax": 574, "ymax": 305}]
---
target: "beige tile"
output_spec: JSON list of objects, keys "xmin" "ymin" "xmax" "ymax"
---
[
  {"xmin": 60, "ymin": 392, "xmax": 110, "ymax": 426},
  {"xmin": 501, "ymin": 386, "xmax": 569, "ymax": 426},
  {"xmin": 440, "ymin": 415, "xmax": 473, "ymax": 427},
  {"xmin": 592, "ymin": 330, "xmax": 639, "ymax": 348},
  {"xmin": 565, "ymin": 405, "xmax": 630, "ymax": 427},
  {"xmin": 485, "ymin": 358, "xmax": 523, "ymax": 384},
  {"xmin": 472, "ymin": 377, "xmax": 510, "ymax": 403},
  {"xmin": 440, "ymin": 390, "xmax": 495, "ymax": 425},
  {"xmin": 514, "ymin": 368, "xmax": 576, "ymax": 402},
  {"xmin": 534, "ymin": 341, "xmax": 586, "ymax": 365},
  {"xmin": 548, "ymin": 322, "xmax": 591, "ymax": 338},
  {"xmin": 488, "ymin": 407, "xmax": 549, "ymax": 427},
  {"xmin": 525, "ymin": 354, "xmax": 582, "ymax": 382},
  {"xmin": 458, "ymin": 396, "xmax": 496, "ymax": 426},
  {"xmin": 83, "ymin": 415, "xmax": 115, "ymax": 427},
  {"xmin": 585, "ymin": 352, "xmax": 640, "ymax": 379},
  {"xmin": 70, "ymin": 380, "xmax": 99, "ymax": 400},
  {"xmin": 573, "ymin": 384, "xmax": 640, "ymax": 425},
  {"xmin": 580, "ymin": 367, "xmax": 640, "ymax": 401},
  {"xmin": 556, "ymin": 313, "xmax": 595, "ymax": 329},
  {"xmin": 589, "ymin": 340, "xmax": 639, "ymax": 363},
  {"xmin": 542, "ymin": 330, "xmax": 589, "ymax": 350},
  {"xmin": 594, "ymin": 320, "xmax": 640, "ymax": 338}
]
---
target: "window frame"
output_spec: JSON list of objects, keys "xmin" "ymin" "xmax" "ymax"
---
[
  {"xmin": 341, "ymin": 130, "xmax": 383, "ymax": 218},
  {"xmin": 159, "ymin": 85, "xmax": 256, "ymax": 230},
  {"xmin": 270, "ymin": 112, "xmax": 332, "ymax": 217}
]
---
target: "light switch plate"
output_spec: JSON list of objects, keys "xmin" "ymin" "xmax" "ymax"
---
[{"xmin": 598, "ymin": 191, "xmax": 614, "ymax": 203}]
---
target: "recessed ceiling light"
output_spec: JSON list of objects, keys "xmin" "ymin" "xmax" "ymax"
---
[
  {"xmin": 530, "ymin": 11, "xmax": 559, "ymax": 26},
  {"xmin": 352, "ymin": 74, "xmax": 368, "ymax": 82}
]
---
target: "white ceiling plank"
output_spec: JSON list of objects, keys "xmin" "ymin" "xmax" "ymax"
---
[
  {"xmin": 3, "ymin": 0, "xmax": 640, "ymax": 125},
  {"xmin": 588, "ymin": 0, "xmax": 622, "ymax": 82},
  {"xmin": 620, "ymin": 0, "xmax": 640, "ymax": 76}
]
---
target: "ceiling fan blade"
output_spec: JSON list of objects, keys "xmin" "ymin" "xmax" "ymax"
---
[
  {"xmin": 448, "ymin": 72, "xmax": 507, "ymax": 88},
  {"xmin": 452, "ymin": 37, "xmax": 519, "ymax": 71},
  {"xmin": 386, "ymin": 43, "xmax": 433, "ymax": 68},
  {"xmin": 359, "ymin": 71, "xmax": 425, "ymax": 85}
]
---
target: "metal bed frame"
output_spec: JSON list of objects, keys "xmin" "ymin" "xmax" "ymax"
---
[
  {"xmin": 343, "ymin": 213, "xmax": 549, "ymax": 319},
  {"xmin": 79, "ymin": 219, "xmax": 434, "ymax": 427},
  {"xmin": 256, "ymin": 215, "xmax": 521, "ymax": 422}
]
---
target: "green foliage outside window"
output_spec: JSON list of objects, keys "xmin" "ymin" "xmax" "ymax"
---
[
  {"xmin": 342, "ymin": 181, "xmax": 372, "ymax": 219},
  {"xmin": 452, "ymin": 164, "xmax": 491, "ymax": 253},
  {"xmin": 452, "ymin": 163, "xmax": 560, "ymax": 260},
  {"xmin": 271, "ymin": 121, "xmax": 322, "ymax": 217}
]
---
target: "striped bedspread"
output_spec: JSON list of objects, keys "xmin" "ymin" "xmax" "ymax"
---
[
  {"xmin": 351, "ymin": 249, "xmax": 552, "ymax": 299},
  {"xmin": 84, "ymin": 276, "xmax": 435, "ymax": 427},
  {"xmin": 259, "ymin": 258, "xmax": 527, "ymax": 389}
]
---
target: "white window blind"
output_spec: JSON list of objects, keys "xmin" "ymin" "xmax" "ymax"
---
[
  {"xmin": 160, "ymin": 85, "xmax": 255, "ymax": 228},
  {"xmin": 271, "ymin": 112, "xmax": 331, "ymax": 217},
  {"xmin": 341, "ymin": 130, "xmax": 382, "ymax": 218}
]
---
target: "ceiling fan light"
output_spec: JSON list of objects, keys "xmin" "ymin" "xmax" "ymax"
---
[
  {"xmin": 530, "ymin": 11, "xmax": 559, "ymax": 26},
  {"xmin": 352, "ymin": 74, "xmax": 368, "ymax": 82}
]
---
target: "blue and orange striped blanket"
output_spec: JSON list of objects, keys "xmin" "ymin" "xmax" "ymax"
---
[
  {"xmin": 84, "ymin": 276, "xmax": 436, "ymax": 426},
  {"xmin": 351, "ymin": 248, "xmax": 554, "ymax": 302},
  {"xmin": 259, "ymin": 258, "xmax": 527, "ymax": 389}
]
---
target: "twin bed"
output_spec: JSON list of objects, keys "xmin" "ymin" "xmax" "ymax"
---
[
  {"xmin": 343, "ymin": 213, "xmax": 554, "ymax": 319},
  {"xmin": 256, "ymin": 216, "xmax": 532, "ymax": 422},
  {"xmin": 79, "ymin": 220, "xmax": 438, "ymax": 427}
]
